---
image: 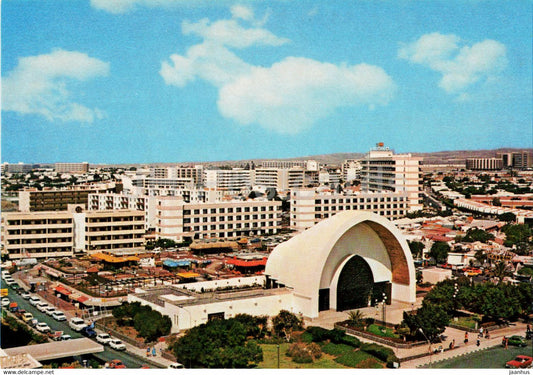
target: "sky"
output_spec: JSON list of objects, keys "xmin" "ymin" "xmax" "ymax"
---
[{"xmin": 2, "ymin": 0, "xmax": 532, "ymax": 164}]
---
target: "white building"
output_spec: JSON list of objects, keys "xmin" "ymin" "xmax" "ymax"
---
[
  {"xmin": 155, "ymin": 196, "xmax": 282, "ymax": 241},
  {"xmin": 253, "ymin": 167, "xmax": 305, "ymax": 191},
  {"xmin": 290, "ymin": 188, "xmax": 410, "ymax": 232},
  {"xmin": 204, "ymin": 169, "xmax": 252, "ymax": 191},
  {"xmin": 360, "ymin": 143, "xmax": 423, "ymax": 211}
]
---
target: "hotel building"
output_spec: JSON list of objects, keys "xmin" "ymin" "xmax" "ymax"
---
[
  {"xmin": 360, "ymin": 144, "xmax": 423, "ymax": 211},
  {"xmin": 289, "ymin": 188, "xmax": 410, "ymax": 231},
  {"xmin": 54, "ymin": 162, "xmax": 89, "ymax": 173}
]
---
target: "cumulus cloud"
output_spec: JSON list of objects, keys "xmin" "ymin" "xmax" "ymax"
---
[
  {"xmin": 399, "ymin": 32, "xmax": 507, "ymax": 94},
  {"xmin": 90, "ymin": 0, "xmax": 187, "ymax": 14},
  {"xmin": 218, "ymin": 58, "xmax": 395, "ymax": 134},
  {"xmin": 2, "ymin": 49, "xmax": 109, "ymax": 123},
  {"xmin": 161, "ymin": 6, "xmax": 395, "ymax": 133}
]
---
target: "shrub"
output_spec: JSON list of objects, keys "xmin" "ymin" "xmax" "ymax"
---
[
  {"xmin": 299, "ymin": 331, "xmax": 313, "ymax": 343},
  {"xmin": 360, "ymin": 343, "xmax": 394, "ymax": 362},
  {"xmin": 340, "ymin": 335, "xmax": 361, "ymax": 348},
  {"xmin": 328, "ymin": 328, "xmax": 346, "ymax": 343},
  {"xmin": 355, "ymin": 357, "xmax": 384, "ymax": 369},
  {"xmin": 364, "ymin": 317, "xmax": 375, "ymax": 326},
  {"xmin": 386, "ymin": 354, "xmax": 400, "ymax": 368},
  {"xmin": 335, "ymin": 350, "xmax": 375, "ymax": 367},
  {"xmin": 321, "ymin": 342, "xmax": 354, "ymax": 356},
  {"xmin": 305, "ymin": 326, "xmax": 330, "ymax": 342},
  {"xmin": 286, "ymin": 343, "xmax": 313, "ymax": 363},
  {"xmin": 307, "ymin": 342, "xmax": 322, "ymax": 359}
]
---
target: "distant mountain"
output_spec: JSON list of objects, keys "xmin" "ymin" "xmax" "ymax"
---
[{"xmin": 93, "ymin": 147, "xmax": 532, "ymax": 168}]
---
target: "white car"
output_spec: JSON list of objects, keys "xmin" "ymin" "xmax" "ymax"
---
[
  {"xmin": 52, "ymin": 311, "xmax": 67, "ymax": 321},
  {"xmin": 69, "ymin": 317, "xmax": 87, "ymax": 332},
  {"xmin": 168, "ymin": 363, "xmax": 185, "ymax": 369},
  {"xmin": 45, "ymin": 307, "xmax": 57, "ymax": 316},
  {"xmin": 36, "ymin": 303, "xmax": 50, "ymax": 312},
  {"xmin": 96, "ymin": 333, "xmax": 112, "ymax": 345},
  {"xmin": 1, "ymin": 298, "xmax": 9, "ymax": 307},
  {"xmin": 35, "ymin": 322, "xmax": 51, "ymax": 333},
  {"xmin": 109, "ymin": 339, "xmax": 126, "ymax": 351},
  {"xmin": 1, "ymin": 271, "xmax": 10, "ymax": 279},
  {"xmin": 29, "ymin": 296, "xmax": 41, "ymax": 306},
  {"xmin": 59, "ymin": 334, "xmax": 72, "ymax": 341},
  {"xmin": 4, "ymin": 278, "xmax": 16, "ymax": 286},
  {"xmin": 20, "ymin": 291, "xmax": 31, "ymax": 300}
]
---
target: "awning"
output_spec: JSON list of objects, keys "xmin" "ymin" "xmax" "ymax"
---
[
  {"xmin": 226, "ymin": 257, "xmax": 267, "ymax": 267},
  {"xmin": 177, "ymin": 272, "xmax": 200, "ymax": 279}
]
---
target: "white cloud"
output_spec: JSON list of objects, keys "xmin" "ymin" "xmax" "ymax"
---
[
  {"xmin": 231, "ymin": 5, "xmax": 254, "ymax": 21},
  {"xmin": 217, "ymin": 58, "xmax": 395, "ymax": 134},
  {"xmin": 182, "ymin": 18, "xmax": 289, "ymax": 49},
  {"xmin": 2, "ymin": 49, "xmax": 109, "ymax": 123},
  {"xmin": 399, "ymin": 32, "xmax": 507, "ymax": 94},
  {"xmin": 90, "ymin": 0, "xmax": 186, "ymax": 14},
  {"xmin": 161, "ymin": 9, "xmax": 395, "ymax": 133}
]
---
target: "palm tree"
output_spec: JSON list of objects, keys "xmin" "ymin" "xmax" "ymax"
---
[
  {"xmin": 347, "ymin": 310, "xmax": 365, "ymax": 327},
  {"xmin": 491, "ymin": 261, "xmax": 510, "ymax": 284}
]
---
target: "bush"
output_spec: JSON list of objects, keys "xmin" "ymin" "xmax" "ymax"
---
[
  {"xmin": 286, "ymin": 343, "xmax": 313, "ymax": 363},
  {"xmin": 305, "ymin": 326, "xmax": 330, "ymax": 342},
  {"xmin": 307, "ymin": 342, "xmax": 322, "ymax": 359},
  {"xmin": 321, "ymin": 342, "xmax": 354, "ymax": 356},
  {"xmin": 386, "ymin": 354, "xmax": 400, "ymax": 368},
  {"xmin": 360, "ymin": 343, "xmax": 394, "ymax": 362},
  {"xmin": 328, "ymin": 328, "xmax": 346, "ymax": 343},
  {"xmin": 364, "ymin": 317, "xmax": 375, "ymax": 326},
  {"xmin": 299, "ymin": 331, "xmax": 313, "ymax": 343},
  {"xmin": 355, "ymin": 357, "xmax": 384, "ymax": 369},
  {"xmin": 335, "ymin": 350, "xmax": 375, "ymax": 367},
  {"xmin": 340, "ymin": 335, "xmax": 361, "ymax": 348}
]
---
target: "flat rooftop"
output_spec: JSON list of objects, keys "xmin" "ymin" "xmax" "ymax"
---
[
  {"xmin": 134, "ymin": 285, "xmax": 291, "ymax": 308},
  {"xmin": 3, "ymin": 338, "xmax": 104, "ymax": 361}
]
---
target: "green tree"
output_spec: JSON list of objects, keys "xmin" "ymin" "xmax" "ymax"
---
[
  {"xmin": 490, "ymin": 261, "xmax": 511, "ymax": 284},
  {"xmin": 474, "ymin": 250, "xmax": 487, "ymax": 266},
  {"xmin": 272, "ymin": 310, "xmax": 303, "ymax": 342},
  {"xmin": 502, "ymin": 224, "xmax": 532, "ymax": 255},
  {"xmin": 173, "ymin": 319, "xmax": 263, "ymax": 368},
  {"xmin": 233, "ymin": 314, "xmax": 268, "ymax": 339},
  {"xmin": 499, "ymin": 212, "xmax": 516, "ymax": 223},
  {"xmin": 402, "ymin": 303, "xmax": 449, "ymax": 343},
  {"xmin": 429, "ymin": 241, "xmax": 450, "ymax": 264},
  {"xmin": 408, "ymin": 241, "xmax": 425, "ymax": 259},
  {"xmin": 346, "ymin": 310, "xmax": 365, "ymax": 328},
  {"xmin": 463, "ymin": 228, "xmax": 495, "ymax": 243}
]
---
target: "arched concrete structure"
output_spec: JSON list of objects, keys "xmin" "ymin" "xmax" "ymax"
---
[{"xmin": 265, "ymin": 211, "xmax": 416, "ymax": 318}]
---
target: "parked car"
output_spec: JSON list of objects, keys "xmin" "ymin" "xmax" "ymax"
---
[
  {"xmin": 59, "ymin": 334, "xmax": 72, "ymax": 341},
  {"xmin": 45, "ymin": 307, "xmax": 57, "ymax": 316},
  {"xmin": 52, "ymin": 311, "xmax": 67, "ymax": 321},
  {"xmin": 81, "ymin": 326, "xmax": 97, "ymax": 338},
  {"xmin": 69, "ymin": 317, "xmax": 87, "ymax": 332},
  {"xmin": 506, "ymin": 355, "xmax": 532, "ymax": 368},
  {"xmin": 168, "ymin": 362, "xmax": 185, "ymax": 369},
  {"xmin": 28, "ymin": 318, "xmax": 39, "ymax": 327},
  {"xmin": 36, "ymin": 303, "xmax": 49, "ymax": 312},
  {"xmin": 4, "ymin": 278, "xmax": 16, "ymax": 286},
  {"xmin": 28, "ymin": 296, "xmax": 41, "ymax": 306},
  {"xmin": 506, "ymin": 335, "xmax": 527, "ymax": 347},
  {"xmin": 20, "ymin": 291, "xmax": 31, "ymax": 300},
  {"xmin": 1, "ymin": 298, "xmax": 9, "ymax": 307},
  {"xmin": 35, "ymin": 322, "xmax": 51, "ymax": 333},
  {"xmin": 105, "ymin": 359, "xmax": 126, "ymax": 369},
  {"xmin": 21, "ymin": 312, "xmax": 34, "ymax": 323},
  {"xmin": 96, "ymin": 333, "xmax": 112, "ymax": 345},
  {"xmin": 109, "ymin": 339, "xmax": 126, "ymax": 351}
]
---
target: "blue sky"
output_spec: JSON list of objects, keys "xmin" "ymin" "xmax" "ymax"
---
[{"xmin": 2, "ymin": 0, "xmax": 531, "ymax": 164}]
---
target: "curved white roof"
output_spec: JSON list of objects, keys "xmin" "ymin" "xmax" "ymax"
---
[{"xmin": 265, "ymin": 211, "xmax": 415, "ymax": 306}]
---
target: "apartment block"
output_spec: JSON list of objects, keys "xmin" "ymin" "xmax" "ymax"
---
[
  {"xmin": 77, "ymin": 209, "xmax": 145, "ymax": 254},
  {"xmin": 204, "ymin": 169, "xmax": 252, "ymax": 191},
  {"xmin": 465, "ymin": 158, "xmax": 503, "ymax": 170},
  {"xmin": 498, "ymin": 151, "xmax": 533, "ymax": 169},
  {"xmin": 155, "ymin": 196, "xmax": 282, "ymax": 241},
  {"xmin": 259, "ymin": 160, "xmax": 319, "ymax": 171},
  {"xmin": 360, "ymin": 144, "xmax": 423, "ymax": 211},
  {"xmin": 254, "ymin": 167, "xmax": 306, "ymax": 191},
  {"xmin": 2, "ymin": 163, "xmax": 38, "ymax": 173},
  {"xmin": 19, "ymin": 184, "xmax": 117, "ymax": 212},
  {"xmin": 1, "ymin": 208, "xmax": 145, "ymax": 259},
  {"xmin": 289, "ymin": 188, "xmax": 409, "ymax": 231},
  {"xmin": 2, "ymin": 211, "xmax": 74, "ymax": 259},
  {"xmin": 54, "ymin": 162, "xmax": 89, "ymax": 173},
  {"xmin": 342, "ymin": 159, "xmax": 362, "ymax": 183}
]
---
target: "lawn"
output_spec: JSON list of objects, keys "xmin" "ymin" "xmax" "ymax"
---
[
  {"xmin": 451, "ymin": 316, "xmax": 478, "ymax": 330},
  {"xmin": 257, "ymin": 343, "xmax": 348, "ymax": 369},
  {"xmin": 367, "ymin": 324, "xmax": 400, "ymax": 339},
  {"xmin": 424, "ymin": 344, "xmax": 531, "ymax": 369}
]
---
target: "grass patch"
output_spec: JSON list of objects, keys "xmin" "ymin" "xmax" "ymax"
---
[
  {"xmin": 335, "ymin": 350, "xmax": 382, "ymax": 368},
  {"xmin": 451, "ymin": 316, "xmax": 477, "ymax": 330},
  {"xmin": 321, "ymin": 342, "xmax": 354, "ymax": 356},
  {"xmin": 257, "ymin": 343, "xmax": 347, "ymax": 369},
  {"xmin": 367, "ymin": 324, "xmax": 399, "ymax": 338}
]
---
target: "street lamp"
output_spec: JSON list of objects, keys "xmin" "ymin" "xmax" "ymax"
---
[
  {"xmin": 277, "ymin": 344, "xmax": 280, "ymax": 368},
  {"xmin": 418, "ymin": 327, "xmax": 432, "ymax": 367},
  {"xmin": 382, "ymin": 292, "xmax": 387, "ymax": 325},
  {"xmin": 452, "ymin": 283, "xmax": 459, "ymax": 318}
]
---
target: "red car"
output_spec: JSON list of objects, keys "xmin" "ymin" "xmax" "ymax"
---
[
  {"xmin": 105, "ymin": 360, "xmax": 127, "ymax": 369},
  {"xmin": 506, "ymin": 355, "xmax": 532, "ymax": 369}
]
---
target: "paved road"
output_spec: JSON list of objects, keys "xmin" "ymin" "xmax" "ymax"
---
[{"xmin": 2, "ymin": 279, "xmax": 157, "ymax": 369}]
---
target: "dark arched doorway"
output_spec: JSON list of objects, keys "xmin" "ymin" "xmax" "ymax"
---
[{"xmin": 337, "ymin": 255, "xmax": 374, "ymax": 311}]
